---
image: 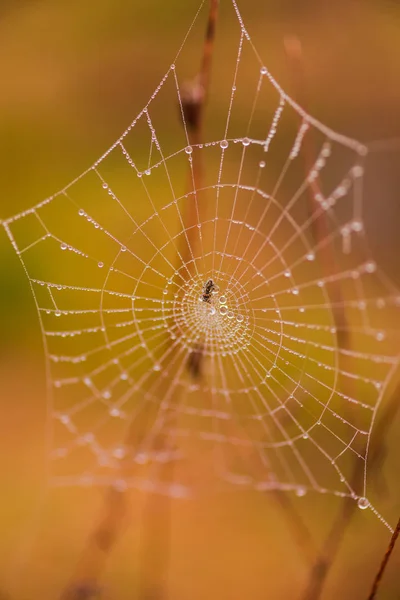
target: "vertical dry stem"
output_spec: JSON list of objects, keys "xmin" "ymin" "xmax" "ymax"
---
[
  {"xmin": 283, "ymin": 35, "xmax": 400, "ymax": 600},
  {"xmin": 367, "ymin": 517, "xmax": 400, "ymax": 600},
  {"xmin": 180, "ymin": 0, "xmax": 219, "ymax": 273}
]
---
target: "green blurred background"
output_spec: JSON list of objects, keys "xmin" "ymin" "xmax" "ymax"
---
[{"xmin": 0, "ymin": 0, "xmax": 400, "ymax": 598}]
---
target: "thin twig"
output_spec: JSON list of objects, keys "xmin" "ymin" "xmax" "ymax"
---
[
  {"xmin": 180, "ymin": 0, "xmax": 219, "ymax": 273},
  {"xmin": 283, "ymin": 35, "xmax": 400, "ymax": 600},
  {"xmin": 136, "ymin": 2, "xmax": 221, "ymax": 597},
  {"xmin": 300, "ymin": 376, "xmax": 400, "ymax": 600},
  {"xmin": 284, "ymin": 35, "xmax": 349, "ymax": 348},
  {"xmin": 367, "ymin": 517, "xmax": 400, "ymax": 600}
]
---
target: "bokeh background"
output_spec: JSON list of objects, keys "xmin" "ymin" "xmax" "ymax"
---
[{"xmin": 0, "ymin": 0, "xmax": 400, "ymax": 598}]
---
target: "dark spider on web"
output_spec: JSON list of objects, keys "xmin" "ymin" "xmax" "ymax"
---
[{"xmin": 202, "ymin": 279, "xmax": 215, "ymax": 303}]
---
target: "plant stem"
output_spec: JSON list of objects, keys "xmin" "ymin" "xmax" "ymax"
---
[{"xmin": 367, "ymin": 517, "xmax": 400, "ymax": 600}]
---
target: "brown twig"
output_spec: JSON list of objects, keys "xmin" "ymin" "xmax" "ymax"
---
[
  {"xmin": 300, "ymin": 376, "xmax": 400, "ymax": 600},
  {"xmin": 180, "ymin": 0, "xmax": 219, "ymax": 273},
  {"xmin": 367, "ymin": 517, "xmax": 400, "ymax": 600},
  {"xmin": 283, "ymin": 35, "xmax": 400, "ymax": 600},
  {"xmin": 284, "ymin": 35, "xmax": 349, "ymax": 348}
]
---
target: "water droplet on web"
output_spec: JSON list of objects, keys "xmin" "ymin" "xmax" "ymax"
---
[
  {"xmin": 220, "ymin": 306, "xmax": 228, "ymax": 316},
  {"xmin": 153, "ymin": 364, "xmax": 161, "ymax": 372},
  {"xmin": 292, "ymin": 288, "xmax": 299, "ymax": 295},
  {"xmin": 306, "ymin": 252, "xmax": 315, "ymax": 261},
  {"xmin": 55, "ymin": 311, "xmax": 61, "ymax": 317},
  {"xmin": 227, "ymin": 311, "xmax": 234, "ymax": 319},
  {"xmin": 260, "ymin": 66, "xmax": 268, "ymax": 75},
  {"xmin": 242, "ymin": 137, "xmax": 251, "ymax": 147},
  {"xmin": 296, "ymin": 487, "xmax": 306, "ymax": 497},
  {"xmin": 259, "ymin": 160, "xmax": 266, "ymax": 168},
  {"xmin": 98, "ymin": 262, "xmax": 104, "ymax": 268},
  {"xmin": 237, "ymin": 314, "xmax": 244, "ymax": 323},
  {"xmin": 376, "ymin": 331, "xmax": 385, "ymax": 341},
  {"xmin": 352, "ymin": 165, "xmax": 364, "ymax": 178},
  {"xmin": 60, "ymin": 243, "xmax": 67, "ymax": 251},
  {"xmin": 102, "ymin": 183, "xmax": 108, "ymax": 190},
  {"xmin": 185, "ymin": 146, "xmax": 193, "ymax": 155},
  {"xmin": 109, "ymin": 407, "xmax": 121, "ymax": 417},
  {"xmin": 365, "ymin": 261, "xmax": 376, "ymax": 273},
  {"xmin": 220, "ymin": 140, "xmax": 229, "ymax": 149},
  {"xmin": 145, "ymin": 169, "xmax": 151, "ymax": 176},
  {"xmin": 284, "ymin": 269, "xmax": 291, "ymax": 278},
  {"xmin": 357, "ymin": 497, "xmax": 369, "ymax": 510},
  {"xmin": 78, "ymin": 209, "xmax": 85, "ymax": 216},
  {"xmin": 302, "ymin": 433, "xmax": 309, "ymax": 439},
  {"xmin": 219, "ymin": 296, "xmax": 227, "ymax": 304}
]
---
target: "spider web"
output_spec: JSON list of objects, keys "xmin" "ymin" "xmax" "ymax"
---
[{"xmin": 2, "ymin": 0, "xmax": 399, "ymax": 531}]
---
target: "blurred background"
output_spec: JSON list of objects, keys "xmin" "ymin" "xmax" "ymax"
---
[{"xmin": 0, "ymin": 0, "xmax": 400, "ymax": 599}]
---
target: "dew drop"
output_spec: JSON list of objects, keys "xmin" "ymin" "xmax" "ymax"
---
[
  {"xmin": 260, "ymin": 66, "xmax": 268, "ymax": 75},
  {"xmin": 365, "ymin": 261, "xmax": 376, "ymax": 273},
  {"xmin": 237, "ymin": 314, "xmax": 244, "ymax": 323},
  {"xmin": 284, "ymin": 269, "xmax": 291, "ymax": 278},
  {"xmin": 292, "ymin": 288, "xmax": 299, "ymax": 295},
  {"xmin": 227, "ymin": 311, "xmax": 234, "ymax": 319},
  {"xmin": 259, "ymin": 160, "xmax": 266, "ymax": 168},
  {"xmin": 242, "ymin": 137, "xmax": 251, "ymax": 147},
  {"xmin": 55, "ymin": 311, "xmax": 61, "ymax": 317},
  {"xmin": 153, "ymin": 364, "xmax": 161, "ymax": 372},
  {"xmin": 220, "ymin": 306, "xmax": 228, "ymax": 316},
  {"xmin": 352, "ymin": 165, "xmax": 364, "ymax": 178},
  {"xmin": 110, "ymin": 408, "xmax": 120, "ymax": 417},
  {"xmin": 306, "ymin": 252, "xmax": 315, "ymax": 261},
  {"xmin": 296, "ymin": 487, "xmax": 306, "ymax": 497},
  {"xmin": 60, "ymin": 243, "xmax": 67, "ymax": 251},
  {"xmin": 357, "ymin": 497, "xmax": 369, "ymax": 510},
  {"xmin": 98, "ymin": 262, "xmax": 104, "ymax": 268},
  {"xmin": 220, "ymin": 140, "xmax": 229, "ymax": 150},
  {"xmin": 185, "ymin": 145, "xmax": 193, "ymax": 155},
  {"xmin": 102, "ymin": 182, "xmax": 108, "ymax": 190},
  {"xmin": 219, "ymin": 296, "xmax": 227, "ymax": 304},
  {"xmin": 78, "ymin": 209, "xmax": 85, "ymax": 216}
]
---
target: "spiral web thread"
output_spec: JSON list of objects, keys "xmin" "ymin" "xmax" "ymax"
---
[{"xmin": 2, "ymin": 0, "xmax": 399, "ymax": 532}]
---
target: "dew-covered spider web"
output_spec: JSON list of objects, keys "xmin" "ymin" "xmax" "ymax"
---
[{"xmin": 3, "ymin": 0, "xmax": 399, "ymax": 532}]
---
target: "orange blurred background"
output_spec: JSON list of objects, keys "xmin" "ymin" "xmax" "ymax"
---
[{"xmin": 0, "ymin": 1, "xmax": 400, "ymax": 599}]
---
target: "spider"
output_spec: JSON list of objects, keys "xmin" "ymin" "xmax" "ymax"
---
[{"xmin": 202, "ymin": 279, "xmax": 215, "ymax": 303}]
